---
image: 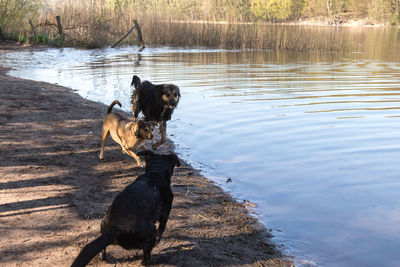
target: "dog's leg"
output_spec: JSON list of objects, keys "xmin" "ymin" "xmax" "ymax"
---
[
  {"xmin": 156, "ymin": 201, "xmax": 172, "ymax": 243},
  {"xmin": 152, "ymin": 121, "xmax": 167, "ymax": 150},
  {"xmin": 99, "ymin": 128, "xmax": 110, "ymax": 159},
  {"xmin": 142, "ymin": 236, "xmax": 156, "ymax": 265},
  {"xmin": 131, "ymin": 103, "xmax": 140, "ymax": 122},
  {"xmin": 100, "ymin": 247, "xmax": 106, "ymax": 261},
  {"xmin": 156, "ymin": 218, "xmax": 168, "ymax": 244},
  {"xmin": 122, "ymin": 148, "xmax": 142, "ymax": 167}
]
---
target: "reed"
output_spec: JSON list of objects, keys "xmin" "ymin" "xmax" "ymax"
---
[
  {"xmin": 31, "ymin": 1, "xmax": 359, "ymax": 51},
  {"xmin": 141, "ymin": 20, "xmax": 357, "ymax": 51},
  {"xmin": 1, "ymin": 0, "xmax": 397, "ymax": 50}
]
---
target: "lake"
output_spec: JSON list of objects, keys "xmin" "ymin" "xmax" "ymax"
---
[{"xmin": 1, "ymin": 26, "xmax": 400, "ymax": 267}]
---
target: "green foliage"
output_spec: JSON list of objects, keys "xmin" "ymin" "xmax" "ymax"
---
[
  {"xmin": 389, "ymin": 0, "xmax": 400, "ymax": 24},
  {"xmin": 368, "ymin": 0, "xmax": 392, "ymax": 22},
  {"xmin": 50, "ymin": 37, "xmax": 62, "ymax": 46},
  {"xmin": 214, "ymin": 0, "xmax": 252, "ymax": 21},
  {"xmin": 270, "ymin": 0, "xmax": 295, "ymax": 19},
  {"xmin": 249, "ymin": 0, "xmax": 284, "ymax": 20},
  {"xmin": 17, "ymin": 32, "xmax": 27, "ymax": 43},
  {"xmin": 291, "ymin": 0, "xmax": 307, "ymax": 18},
  {"xmin": 302, "ymin": 0, "xmax": 327, "ymax": 16},
  {"xmin": 37, "ymin": 35, "xmax": 62, "ymax": 46},
  {"xmin": 0, "ymin": 0, "xmax": 43, "ymax": 32},
  {"xmin": 303, "ymin": 0, "xmax": 350, "ymax": 16},
  {"xmin": 249, "ymin": 0, "xmax": 269, "ymax": 20},
  {"xmin": 33, "ymin": 33, "xmax": 49, "ymax": 43},
  {"xmin": 250, "ymin": 0, "xmax": 306, "ymax": 20},
  {"xmin": 273, "ymin": 0, "xmax": 293, "ymax": 19},
  {"xmin": 302, "ymin": 0, "xmax": 397, "ymax": 22},
  {"xmin": 390, "ymin": 12, "xmax": 400, "ymax": 25}
]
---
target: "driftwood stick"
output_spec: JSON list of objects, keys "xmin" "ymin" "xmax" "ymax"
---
[
  {"xmin": 56, "ymin": 16, "xmax": 64, "ymax": 43},
  {"xmin": 112, "ymin": 20, "xmax": 145, "ymax": 48},
  {"xmin": 112, "ymin": 24, "xmax": 136, "ymax": 48},
  {"xmin": 29, "ymin": 19, "xmax": 37, "ymax": 37},
  {"xmin": 133, "ymin": 19, "xmax": 145, "ymax": 48}
]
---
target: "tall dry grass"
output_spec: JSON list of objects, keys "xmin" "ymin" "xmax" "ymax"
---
[
  {"xmin": 0, "ymin": 0, "xmax": 372, "ymax": 51},
  {"xmin": 143, "ymin": 20, "xmax": 359, "ymax": 51},
  {"xmin": 2, "ymin": 0, "xmax": 400, "ymax": 49},
  {"xmin": 29, "ymin": 0, "xmax": 365, "ymax": 51}
]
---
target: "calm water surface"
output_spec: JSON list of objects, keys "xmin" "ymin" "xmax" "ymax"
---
[{"xmin": 1, "ymin": 27, "xmax": 400, "ymax": 267}]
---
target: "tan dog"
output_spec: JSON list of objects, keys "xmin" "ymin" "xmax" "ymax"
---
[{"xmin": 99, "ymin": 100, "xmax": 155, "ymax": 166}]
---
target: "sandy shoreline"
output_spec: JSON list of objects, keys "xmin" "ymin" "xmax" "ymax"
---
[{"xmin": 0, "ymin": 42, "xmax": 292, "ymax": 266}]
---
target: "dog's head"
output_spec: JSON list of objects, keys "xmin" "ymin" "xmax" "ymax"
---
[
  {"xmin": 133, "ymin": 120, "xmax": 156, "ymax": 140},
  {"xmin": 138, "ymin": 150, "xmax": 181, "ymax": 172},
  {"xmin": 131, "ymin": 75, "xmax": 141, "ymax": 88},
  {"xmin": 158, "ymin": 84, "xmax": 181, "ymax": 110}
]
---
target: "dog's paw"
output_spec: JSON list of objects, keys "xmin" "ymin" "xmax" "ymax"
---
[
  {"xmin": 100, "ymin": 252, "xmax": 106, "ymax": 261},
  {"xmin": 141, "ymin": 259, "xmax": 150, "ymax": 266},
  {"xmin": 136, "ymin": 161, "xmax": 144, "ymax": 168}
]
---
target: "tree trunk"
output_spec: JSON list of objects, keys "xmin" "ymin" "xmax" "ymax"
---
[
  {"xmin": 29, "ymin": 19, "xmax": 37, "ymax": 37},
  {"xmin": 56, "ymin": 16, "xmax": 64, "ymax": 43}
]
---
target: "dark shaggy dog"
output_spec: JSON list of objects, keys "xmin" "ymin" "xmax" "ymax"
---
[
  {"xmin": 130, "ymin": 75, "xmax": 180, "ymax": 150},
  {"xmin": 71, "ymin": 151, "xmax": 180, "ymax": 267}
]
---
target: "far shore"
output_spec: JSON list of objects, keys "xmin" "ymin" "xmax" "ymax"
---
[
  {"xmin": 1, "ymin": 15, "xmax": 398, "ymax": 52},
  {"xmin": 165, "ymin": 17, "xmax": 391, "ymax": 27}
]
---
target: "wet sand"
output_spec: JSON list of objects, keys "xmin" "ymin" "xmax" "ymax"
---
[{"xmin": 0, "ymin": 41, "xmax": 292, "ymax": 266}]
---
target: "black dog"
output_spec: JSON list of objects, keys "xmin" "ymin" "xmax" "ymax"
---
[
  {"xmin": 71, "ymin": 151, "xmax": 180, "ymax": 267},
  {"xmin": 131, "ymin": 75, "xmax": 180, "ymax": 150}
]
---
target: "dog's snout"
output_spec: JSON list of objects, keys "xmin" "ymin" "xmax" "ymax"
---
[
  {"xmin": 169, "ymin": 101, "xmax": 176, "ymax": 107},
  {"xmin": 149, "ymin": 134, "xmax": 154, "ymax": 139}
]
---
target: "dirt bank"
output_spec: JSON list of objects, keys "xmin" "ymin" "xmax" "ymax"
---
[{"xmin": 0, "ymin": 41, "xmax": 292, "ymax": 266}]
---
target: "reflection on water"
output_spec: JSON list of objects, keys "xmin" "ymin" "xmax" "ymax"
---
[{"xmin": 1, "ymin": 26, "xmax": 400, "ymax": 267}]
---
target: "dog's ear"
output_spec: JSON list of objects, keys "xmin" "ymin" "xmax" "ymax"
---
[
  {"xmin": 174, "ymin": 86, "xmax": 181, "ymax": 97},
  {"xmin": 168, "ymin": 153, "xmax": 181, "ymax": 167},
  {"xmin": 133, "ymin": 123, "xmax": 140, "ymax": 137},
  {"xmin": 138, "ymin": 150, "xmax": 154, "ymax": 161},
  {"xmin": 131, "ymin": 75, "xmax": 141, "ymax": 88}
]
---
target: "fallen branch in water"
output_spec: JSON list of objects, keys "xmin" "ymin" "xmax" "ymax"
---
[{"xmin": 112, "ymin": 19, "xmax": 144, "ymax": 49}]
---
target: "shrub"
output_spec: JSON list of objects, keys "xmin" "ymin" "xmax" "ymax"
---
[
  {"xmin": 368, "ymin": 0, "xmax": 391, "ymax": 22},
  {"xmin": 390, "ymin": 12, "xmax": 400, "ymax": 25},
  {"xmin": 17, "ymin": 32, "xmax": 28, "ymax": 43},
  {"xmin": 33, "ymin": 33, "xmax": 49, "ymax": 43},
  {"xmin": 0, "ymin": 0, "xmax": 43, "ymax": 33}
]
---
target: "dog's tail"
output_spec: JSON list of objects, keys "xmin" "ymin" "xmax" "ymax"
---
[
  {"xmin": 71, "ymin": 227, "xmax": 119, "ymax": 267},
  {"xmin": 131, "ymin": 75, "xmax": 141, "ymax": 88},
  {"xmin": 107, "ymin": 100, "xmax": 121, "ymax": 114}
]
